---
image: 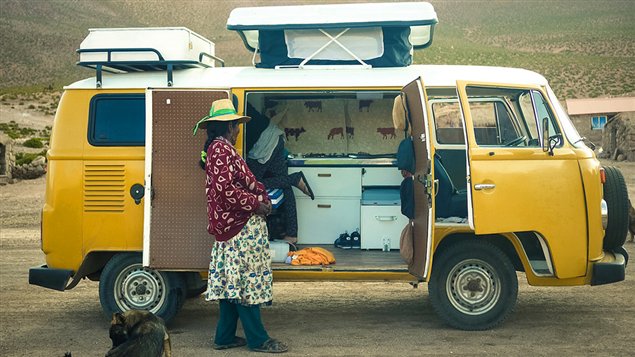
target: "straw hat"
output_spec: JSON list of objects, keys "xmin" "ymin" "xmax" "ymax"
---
[
  {"xmin": 392, "ymin": 93, "xmax": 409, "ymax": 132},
  {"xmin": 192, "ymin": 98, "xmax": 251, "ymax": 135}
]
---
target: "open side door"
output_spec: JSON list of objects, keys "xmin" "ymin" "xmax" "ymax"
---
[
  {"xmin": 402, "ymin": 77, "xmax": 435, "ymax": 280},
  {"xmin": 143, "ymin": 89, "xmax": 231, "ymax": 269},
  {"xmin": 456, "ymin": 81, "xmax": 587, "ymax": 278}
]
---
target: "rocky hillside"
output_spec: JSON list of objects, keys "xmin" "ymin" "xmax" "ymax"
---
[{"xmin": 0, "ymin": 0, "xmax": 633, "ymax": 99}]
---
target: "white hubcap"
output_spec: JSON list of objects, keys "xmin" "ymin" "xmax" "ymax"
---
[
  {"xmin": 446, "ymin": 259, "xmax": 501, "ymax": 315},
  {"xmin": 114, "ymin": 263, "xmax": 166, "ymax": 313}
]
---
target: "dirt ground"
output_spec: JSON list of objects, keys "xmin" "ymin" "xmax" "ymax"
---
[{"xmin": 0, "ymin": 162, "xmax": 634, "ymax": 357}]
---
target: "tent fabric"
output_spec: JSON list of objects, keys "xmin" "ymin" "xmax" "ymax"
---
[{"xmin": 257, "ymin": 27, "xmax": 413, "ymax": 68}]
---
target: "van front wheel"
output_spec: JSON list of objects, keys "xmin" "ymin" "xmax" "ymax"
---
[
  {"xmin": 99, "ymin": 253, "xmax": 186, "ymax": 323},
  {"xmin": 429, "ymin": 240, "xmax": 518, "ymax": 330}
]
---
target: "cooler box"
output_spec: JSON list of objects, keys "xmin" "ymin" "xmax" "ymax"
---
[
  {"xmin": 360, "ymin": 188, "xmax": 407, "ymax": 250},
  {"xmin": 79, "ymin": 27, "xmax": 216, "ymax": 67}
]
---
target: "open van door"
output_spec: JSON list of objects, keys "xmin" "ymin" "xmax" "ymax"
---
[
  {"xmin": 143, "ymin": 89, "xmax": 231, "ymax": 270},
  {"xmin": 401, "ymin": 78, "xmax": 434, "ymax": 280},
  {"xmin": 455, "ymin": 81, "xmax": 587, "ymax": 279}
]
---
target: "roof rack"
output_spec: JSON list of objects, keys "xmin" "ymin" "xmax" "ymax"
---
[
  {"xmin": 76, "ymin": 27, "xmax": 222, "ymax": 88},
  {"xmin": 76, "ymin": 48, "xmax": 224, "ymax": 88}
]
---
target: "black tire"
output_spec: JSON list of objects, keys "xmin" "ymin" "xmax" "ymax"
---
[
  {"xmin": 603, "ymin": 166, "xmax": 629, "ymax": 250},
  {"xmin": 184, "ymin": 272, "xmax": 207, "ymax": 298},
  {"xmin": 428, "ymin": 240, "xmax": 518, "ymax": 330},
  {"xmin": 99, "ymin": 253, "xmax": 186, "ymax": 324}
]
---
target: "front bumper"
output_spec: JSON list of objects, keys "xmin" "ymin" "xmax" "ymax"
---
[
  {"xmin": 591, "ymin": 248, "xmax": 628, "ymax": 286},
  {"xmin": 28, "ymin": 264, "xmax": 73, "ymax": 291}
]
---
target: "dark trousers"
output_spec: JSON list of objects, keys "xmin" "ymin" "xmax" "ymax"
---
[
  {"xmin": 215, "ymin": 300, "xmax": 269, "ymax": 348},
  {"xmin": 247, "ymin": 136, "xmax": 299, "ymax": 237}
]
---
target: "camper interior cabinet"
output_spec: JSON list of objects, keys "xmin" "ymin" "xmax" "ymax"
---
[{"xmin": 245, "ymin": 91, "xmax": 404, "ymax": 248}]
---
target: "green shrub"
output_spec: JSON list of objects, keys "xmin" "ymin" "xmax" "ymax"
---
[
  {"xmin": 23, "ymin": 138, "xmax": 44, "ymax": 148},
  {"xmin": 15, "ymin": 152, "xmax": 42, "ymax": 166},
  {"xmin": 0, "ymin": 122, "xmax": 38, "ymax": 139}
]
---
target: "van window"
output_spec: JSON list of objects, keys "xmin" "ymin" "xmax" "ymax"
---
[
  {"xmin": 464, "ymin": 86, "xmax": 561, "ymax": 148},
  {"xmin": 531, "ymin": 90, "xmax": 562, "ymax": 146},
  {"xmin": 431, "ymin": 101, "xmax": 464, "ymax": 145},
  {"xmin": 88, "ymin": 94, "xmax": 145, "ymax": 146},
  {"xmin": 429, "ymin": 98, "xmax": 513, "ymax": 146}
]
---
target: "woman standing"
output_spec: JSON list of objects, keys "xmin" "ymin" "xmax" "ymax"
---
[{"xmin": 194, "ymin": 99, "xmax": 288, "ymax": 353}]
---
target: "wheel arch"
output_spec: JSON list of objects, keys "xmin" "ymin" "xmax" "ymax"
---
[
  {"xmin": 433, "ymin": 232, "xmax": 531, "ymax": 274},
  {"xmin": 65, "ymin": 250, "xmax": 122, "ymax": 289}
]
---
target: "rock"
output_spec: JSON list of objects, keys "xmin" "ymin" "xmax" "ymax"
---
[
  {"xmin": 617, "ymin": 154, "xmax": 626, "ymax": 161},
  {"xmin": 32, "ymin": 156, "xmax": 46, "ymax": 167},
  {"xmin": 12, "ymin": 161, "xmax": 46, "ymax": 180}
]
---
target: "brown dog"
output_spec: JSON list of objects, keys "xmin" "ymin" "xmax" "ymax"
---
[
  {"xmin": 106, "ymin": 310, "xmax": 171, "ymax": 357},
  {"xmin": 628, "ymin": 199, "xmax": 635, "ymax": 243}
]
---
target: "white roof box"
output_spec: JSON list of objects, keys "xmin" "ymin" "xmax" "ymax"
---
[
  {"xmin": 78, "ymin": 27, "xmax": 221, "ymax": 71},
  {"xmin": 227, "ymin": 2, "xmax": 438, "ymax": 52}
]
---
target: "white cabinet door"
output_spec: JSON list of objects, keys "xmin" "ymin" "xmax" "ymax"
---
[
  {"xmin": 361, "ymin": 167, "xmax": 403, "ymax": 186},
  {"xmin": 289, "ymin": 167, "xmax": 361, "ymax": 198},
  {"xmin": 296, "ymin": 197, "xmax": 361, "ymax": 244},
  {"xmin": 360, "ymin": 205, "xmax": 408, "ymax": 250}
]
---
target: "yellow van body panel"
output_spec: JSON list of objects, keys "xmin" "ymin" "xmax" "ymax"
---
[
  {"xmin": 578, "ymin": 156, "xmax": 605, "ymax": 262},
  {"xmin": 42, "ymin": 89, "xmax": 145, "ymax": 272},
  {"xmin": 456, "ymin": 82, "xmax": 589, "ymax": 279},
  {"xmin": 468, "ymin": 147, "xmax": 587, "ymax": 278}
]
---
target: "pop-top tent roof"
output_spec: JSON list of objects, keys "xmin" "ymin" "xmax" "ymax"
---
[
  {"xmin": 227, "ymin": 2, "xmax": 438, "ymax": 69},
  {"xmin": 227, "ymin": 2, "xmax": 438, "ymax": 51}
]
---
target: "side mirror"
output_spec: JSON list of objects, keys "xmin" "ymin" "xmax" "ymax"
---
[{"xmin": 542, "ymin": 117, "xmax": 550, "ymax": 154}]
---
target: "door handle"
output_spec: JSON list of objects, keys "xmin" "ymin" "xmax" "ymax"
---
[
  {"xmin": 375, "ymin": 215, "xmax": 397, "ymax": 221},
  {"xmin": 474, "ymin": 183, "xmax": 496, "ymax": 191}
]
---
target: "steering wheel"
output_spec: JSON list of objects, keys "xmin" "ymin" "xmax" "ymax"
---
[{"xmin": 504, "ymin": 135, "xmax": 527, "ymax": 147}]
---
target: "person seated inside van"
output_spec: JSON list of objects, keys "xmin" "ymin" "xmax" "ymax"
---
[{"xmin": 245, "ymin": 103, "xmax": 314, "ymax": 245}]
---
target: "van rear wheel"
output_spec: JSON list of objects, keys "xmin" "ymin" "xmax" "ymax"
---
[
  {"xmin": 429, "ymin": 240, "xmax": 518, "ymax": 330},
  {"xmin": 99, "ymin": 253, "xmax": 186, "ymax": 323}
]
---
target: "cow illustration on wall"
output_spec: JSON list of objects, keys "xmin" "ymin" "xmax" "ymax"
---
[
  {"xmin": 328, "ymin": 127, "xmax": 345, "ymax": 140},
  {"xmin": 285, "ymin": 127, "xmax": 306, "ymax": 141},
  {"xmin": 358, "ymin": 100, "xmax": 373, "ymax": 112},
  {"xmin": 376, "ymin": 127, "xmax": 396, "ymax": 139},
  {"xmin": 304, "ymin": 101, "xmax": 322, "ymax": 112}
]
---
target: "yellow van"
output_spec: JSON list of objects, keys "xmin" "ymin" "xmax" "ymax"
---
[{"xmin": 29, "ymin": 3, "xmax": 629, "ymax": 330}]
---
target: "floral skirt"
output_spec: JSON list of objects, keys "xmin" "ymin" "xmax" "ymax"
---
[{"xmin": 205, "ymin": 215, "xmax": 273, "ymax": 306}]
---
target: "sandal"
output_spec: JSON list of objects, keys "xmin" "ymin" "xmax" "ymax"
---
[
  {"xmin": 295, "ymin": 171, "xmax": 315, "ymax": 200},
  {"xmin": 252, "ymin": 338, "xmax": 288, "ymax": 353},
  {"xmin": 213, "ymin": 336, "xmax": 247, "ymax": 350}
]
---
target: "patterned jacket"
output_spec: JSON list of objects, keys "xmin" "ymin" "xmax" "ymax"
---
[{"xmin": 206, "ymin": 137, "xmax": 269, "ymax": 241}]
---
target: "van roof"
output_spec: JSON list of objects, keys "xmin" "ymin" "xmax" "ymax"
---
[{"xmin": 66, "ymin": 64, "xmax": 548, "ymax": 90}]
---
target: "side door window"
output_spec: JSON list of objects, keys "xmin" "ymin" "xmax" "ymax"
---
[{"xmin": 465, "ymin": 87, "xmax": 560, "ymax": 148}]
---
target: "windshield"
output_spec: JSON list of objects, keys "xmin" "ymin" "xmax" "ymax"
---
[{"xmin": 546, "ymin": 86, "xmax": 584, "ymax": 148}]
